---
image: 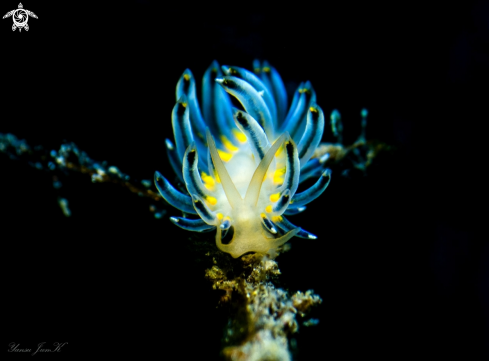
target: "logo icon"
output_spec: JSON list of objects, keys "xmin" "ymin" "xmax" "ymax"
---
[{"xmin": 3, "ymin": 3, "xmax": 37, "ymax": 32}]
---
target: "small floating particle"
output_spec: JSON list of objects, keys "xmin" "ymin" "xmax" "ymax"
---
[
  {"xmin": 141, "ymin": 179, "xmax": 151, "ymax": 188},
  {"xmin": 91, "ymin": 174, "xmax": 103, "ymax": 183},
  {"xmin": 108, "ymin": 166, "xmax": 120, "ymax": 174},
  {"xmin": 303, "ymin": 318, "xmax": 319, "ymax": 327},
  {"xmin": 57, "ymin": 197, "xmax": 71, "ymax": 217}
]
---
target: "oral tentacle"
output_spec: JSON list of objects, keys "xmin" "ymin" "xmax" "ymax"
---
[
  {"xmin": 244, "ymin": 132, "xmax": 287, "ymax": 207},
  {"xmin": 206, "ymin": 129, "xmax": 243, "ymax": 208},
  {"xmin": 267, "ymin": 228, "xmax": 300, "ymax": 249}
]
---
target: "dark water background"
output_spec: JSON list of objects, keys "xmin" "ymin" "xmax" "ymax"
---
[{"xmin": 2, "ymin": 1, "xmax": 487, "ymax": 359}]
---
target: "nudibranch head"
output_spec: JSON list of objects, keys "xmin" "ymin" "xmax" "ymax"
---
[{"xmin": 155, "ymin": 60, "xmax": 331, "ymax": 258}]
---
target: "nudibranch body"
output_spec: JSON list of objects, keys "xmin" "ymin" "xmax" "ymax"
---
[{"xmin": 155, "ymin": 61, "xmax": 331, "ymax": 258}]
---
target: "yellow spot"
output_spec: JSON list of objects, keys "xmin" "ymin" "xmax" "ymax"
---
[
  {"xmin": 181, "ymin": 102, "xmax": 187, "ymax": 108},
  {"xmin": 310, "ymin": 106, "xmax": 318, "ymax": 113},
  {"xmin": 260, "ymin": 213, "xmax": 266, "ymax": 219},
  {"xmin": 201, "ymin": 172, "xmax": 216, "ymax": 191},
  {"xmin": 275, "ymin": 143, "xmax": 284, "ymax": 157},
  {"xmin": 273, "ymin": 168, "xmax": 286, "ymax": 184},
  {"xmin": 232, "ymin": 128, "xmax": 247, "ymax": 143},
  {"xmin": 183, "ymin": 74, "xmax": 190, "ymax": 81},
  {"xmin": 272, "ymin": 215, "xmax": 283, "ymax": 223},
  {"xmin": 216, "ymin": 213, "xmax": 223, "ymax": 220},
  {"xmin": 273, "ymin": 176, "xmax": 284, "ymax": 184},
  {"xmin": 221, "ymin": 136, "xmax": 239, "ymax": 152},
  {"xmin": 289, "ymin": 200, "xmax": 294, "ymax": 204},
  {"xmin": 262, "ymin": 66, "xmax": 271, "ymax": 73},
  {"xmin": 270, "ymin": 193, "xmax": 280, "ymax": 202},
  {"xmin": 206, "ymin": 196, "xmax": 217, "ymax": 205},
  {"xmin": 217, "ymin": 150, "xmax": 233, "ymax": 162},
  {"xmin": 265, "ymin": 205, "xmax": 273, "ymax": 213}
]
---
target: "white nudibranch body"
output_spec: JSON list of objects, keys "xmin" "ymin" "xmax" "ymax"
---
[{"xmin": 155, "ymin": 60, "xmax": 331, "ymax": 258}]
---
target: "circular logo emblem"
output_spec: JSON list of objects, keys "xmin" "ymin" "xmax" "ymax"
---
[{"xmin": 12, "ymin": 9, "xmax": 28, "ymax": 27}]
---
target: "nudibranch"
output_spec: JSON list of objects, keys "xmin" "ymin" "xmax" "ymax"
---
[{"xmin": 155, "ymin": 61, "xmax": 331, "ymax": 258}]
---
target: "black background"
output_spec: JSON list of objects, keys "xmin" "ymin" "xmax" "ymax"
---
[{"xmin": 2, "ymin": 1, "xmax": 488, "ymax": 359}]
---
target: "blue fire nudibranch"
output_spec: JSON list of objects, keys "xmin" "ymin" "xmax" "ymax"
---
[{"xmin": 155, "ymin": 61, "xmax": 331, "ymax": 258}]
